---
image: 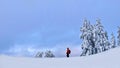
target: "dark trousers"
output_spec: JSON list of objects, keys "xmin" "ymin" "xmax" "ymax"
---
[{"xmin": 66, "ymin": 54, "xmax": 69, "ymax": 57}]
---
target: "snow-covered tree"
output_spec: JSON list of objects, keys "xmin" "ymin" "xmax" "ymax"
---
[
  {"xmin": 35, "ymin": 52, "xmax": 44, "ymax": 58},
  {"xmin": 95, "ymin": 20, "xmax": 105, "ymax": 51},
  {"xmin": 117, "ymin": 26, "xmax": 120, "ymax": 46},
  {"xmin": 80, "ymin": 19, "xmax": 94, "ymax": 56},
  {"xmin": 93, "ymin": 20, "xmax": 102, "ymax": 53},
  {"xmin": 80, "ymin": 19, "xmax": 110, "ymax": 56},
  {"xmin": 110, "ymin": 33, "xmax": 116, "ymax": 48},
  {"xmin": 44, "ymin": 50, "xmax": 55, "ymax": 58}
]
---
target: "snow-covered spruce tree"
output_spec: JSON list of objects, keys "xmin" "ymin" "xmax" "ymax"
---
[
  {"xmin": 80, "ymin": 19, "xmax": 89, "ymax": 56},
  {"xmin": 110, "ymin": 33, "xmax": 116, "ymax": 48},
  {"xmin": 117, "ymin": 26, "xmax": 120, "ymax": 46},
  {"xmin": 95, "ymin": 20, "xmax": 105, "ymax": 51},
  {"xmin": 103, "ymin": 31, "xmax": 110, "ymax": 50},
  {"xmin": 44, "ymin": 50, "xmax": 55, "ymax": 58},
  {"xmin": 80, "ymin": 19, "xmax": 94, "ymax": 56},
  {"xmin": 87, "ymin": 21, "xmax": 95, "ymax": 55},
  {"xmin": 80, "ymin": 19, "xmax": 110, "ymax": 56},
  {"xmin": 94, "ymin": 20, "xmax": 110, "ymax": 52},
  {"xmin": 35, "ymin": 52, "xmax": 44, "ymax": 58},
  {"xmin": 92, "ymin": 21, "xmax": 102, "ymax": 54}
]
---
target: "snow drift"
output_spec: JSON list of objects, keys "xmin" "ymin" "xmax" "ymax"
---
[{"xmin": 1, "ymin": 47, "xmax": 120, "ymax": 68}]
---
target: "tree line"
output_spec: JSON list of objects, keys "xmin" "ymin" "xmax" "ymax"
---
[{"xmin": 80, "ymin": 19, "xmax": 120, "ymax": 56}]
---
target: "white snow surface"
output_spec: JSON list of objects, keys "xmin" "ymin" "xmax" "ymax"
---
[{"xmin": 1, "ymin": 47, "xmax": 120, "ymax": 68}]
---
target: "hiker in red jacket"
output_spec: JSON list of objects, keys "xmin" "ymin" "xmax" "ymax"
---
[{"xmin": 66, "ymin": 48, "xmax": 71, "ymax": 57}]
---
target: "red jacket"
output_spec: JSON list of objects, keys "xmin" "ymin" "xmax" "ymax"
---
[{"xmin": 66, "ymin": 48, "xmax": 71, "ymax": 54}]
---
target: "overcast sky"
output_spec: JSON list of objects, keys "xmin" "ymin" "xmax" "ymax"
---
[{"xmin": 0, "ymin": 0, "xmax": 120, "ymax": 57}]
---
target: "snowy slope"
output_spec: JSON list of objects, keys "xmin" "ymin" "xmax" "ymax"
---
[{"xmin": 1, "ymin": 47, "xmax": 120, "ymax": 68}]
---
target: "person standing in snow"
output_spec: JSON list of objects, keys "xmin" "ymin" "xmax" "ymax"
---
[{"xmin": 66, "ymin": 48, "xmax": 71, "ymax": 57}]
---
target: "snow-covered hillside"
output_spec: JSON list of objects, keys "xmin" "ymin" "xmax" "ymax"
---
[{"xmin": 1, "ymin": 47, "xmax": 120, "ymax": 68}]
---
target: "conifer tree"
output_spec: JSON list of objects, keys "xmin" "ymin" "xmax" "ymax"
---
[
  {"xmin": 110, "ymin": 33, "xmax": 116, "ymax": 48},
  {"xmin": 117, "ymin": 26, "xmax": 120, "ymax": 46}
]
